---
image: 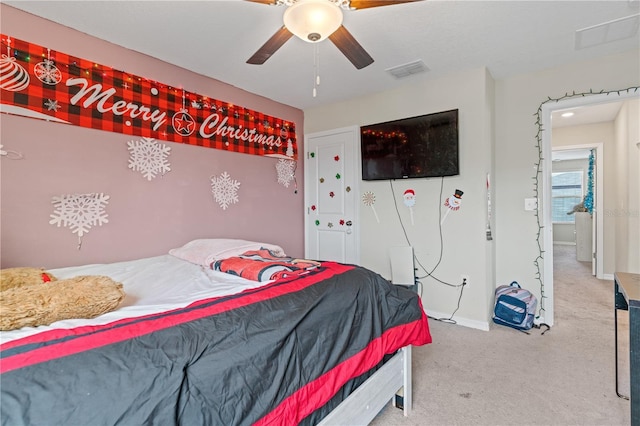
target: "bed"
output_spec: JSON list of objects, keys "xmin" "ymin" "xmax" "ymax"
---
[{"xmin": 0, "ymin": 239, "xmax": 431, "ymax": 425}]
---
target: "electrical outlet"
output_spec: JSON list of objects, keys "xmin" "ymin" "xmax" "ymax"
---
[{"xmin": 461, "ymin": 275, "xmax": 470, "ymax": 286}]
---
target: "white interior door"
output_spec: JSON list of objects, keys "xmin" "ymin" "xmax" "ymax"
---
[{"xmin": 305, "ymin": 127, "xmax": 360, "ymax": 264}]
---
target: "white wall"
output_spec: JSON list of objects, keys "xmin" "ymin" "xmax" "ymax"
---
[
  {"xmin": 495, "ymin": 49, "xmax": 639, "ymax": 319},
  {"xmin": 305, "ymin": 48, "xmax": 639, "ymax": 329},
  {"xmin": 614, "ymin": 99, "xmax": 640, "ymax": 273},
  {"xmin": 305, "ymin": 67, "xmax": 495, "ymax": 330}
]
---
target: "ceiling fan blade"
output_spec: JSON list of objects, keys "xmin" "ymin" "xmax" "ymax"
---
[
  {"xmin": 349, "ymin": 0, "xmax": 422, "ymax": 10},
  {"xmin": 247, "ymin": 26, "xmax": 294, "ymax": 65},
  {"xmin": 328, "ymin": 25, "xmax": 374, "ymax": 70}
]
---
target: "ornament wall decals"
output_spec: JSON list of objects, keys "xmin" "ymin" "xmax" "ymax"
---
[
  {"xmin": 34, "ymin": 48, "xmax": 62, "ymax": 85},
  {"xmin": 0, "ymin": 36, "xmax": 30, "ymax": 92},
  {"xmin": 172, "ymin": 90, "xmax": 196, "ymax": 137},
  {"xmin": 127, "ymin": 137, "xmax": 171, "ymax": 181},
  {"xmin": 211, "ymin": 171, "xmax": 240, "ymax": 210},
  {"xmin": 362, "ymin": 191, "xmax": 380, "ymax": 223},
  {"xmin": 49, "ymin": 193, "xmax": 110, "ymax": 249}
]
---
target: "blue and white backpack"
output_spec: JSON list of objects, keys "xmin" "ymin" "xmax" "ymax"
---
[{"xmin": 493, "ymin": 281, "xmax": 537, "ymax": 332}]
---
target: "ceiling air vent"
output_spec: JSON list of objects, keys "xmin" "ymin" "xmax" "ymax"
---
[
  {"xmin": 575, "ymin": 14, "xmax": 639, "ymax": 49},
  {"xmin": 385, "ymin": 60, "xmax": 429, "ymax": 79}
]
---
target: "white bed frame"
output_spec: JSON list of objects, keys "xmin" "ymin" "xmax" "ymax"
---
[{"xmin": 318, "ymin": 345, "xmax": 412, "ymax": 425}]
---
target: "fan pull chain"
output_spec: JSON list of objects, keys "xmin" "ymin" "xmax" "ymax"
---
[{"xmin": 313, "ymin": 43, "xmax": 320, "ymax": 98}]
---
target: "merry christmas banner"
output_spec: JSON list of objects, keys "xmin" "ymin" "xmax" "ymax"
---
[{"xmin": 0, "ymin": 35, "xmax": 297, "ymax": 159}]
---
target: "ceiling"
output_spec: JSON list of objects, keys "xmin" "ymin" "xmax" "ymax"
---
[
  {"xmin": 5, "ymin": 0, "xmax": 640, "ymax": 111},
  {"xmin": 550, "ymin": 100, "xmax": 624, "ymax": 128}
]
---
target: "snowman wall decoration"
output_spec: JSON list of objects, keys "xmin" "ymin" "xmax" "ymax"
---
[{"xmin": 441, "ymin": 189, "xmax": 464, "ymax": 225}]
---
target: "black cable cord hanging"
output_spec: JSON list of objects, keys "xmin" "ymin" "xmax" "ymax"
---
[{"xmin": 389, "ymin": 178, "xmax": 466, "ymax": 324}]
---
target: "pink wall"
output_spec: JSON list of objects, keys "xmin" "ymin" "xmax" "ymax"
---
[{"xmin": 0, "ymin": 5, "xmax": 305, "ymax": 268}]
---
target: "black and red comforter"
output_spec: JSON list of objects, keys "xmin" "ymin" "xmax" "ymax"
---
[{"xmin": 0, "ymin": 262, "xmax": 431, "ymax": 426}]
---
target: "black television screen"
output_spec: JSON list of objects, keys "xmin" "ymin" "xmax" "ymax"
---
[{"xmin": 360, "ymin": 109, "xmax": 459, "ymax": 180}]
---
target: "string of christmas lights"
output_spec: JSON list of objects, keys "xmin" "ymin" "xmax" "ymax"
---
[{"xmin": 533, "ymin": 86, "xmax": 639, "ymax": 319}]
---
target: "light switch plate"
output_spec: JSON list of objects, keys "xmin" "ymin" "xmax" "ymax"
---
[{"xmin": 524, "ymin": 198, "xmax": 538, "ymax": 211}]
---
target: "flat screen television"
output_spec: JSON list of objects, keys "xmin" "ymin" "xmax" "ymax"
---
[{"xmin": 360, "ymin": 109, "xmax": 459, "ymax": 180}]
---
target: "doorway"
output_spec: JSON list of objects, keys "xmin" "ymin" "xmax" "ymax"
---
[
  {"xmin": 541, "ymin": 90, "xmax": 638, "ymax": 327},
  {"xmin": 551, "ymin": 144, "xmax": 602, "ymax": 277}
]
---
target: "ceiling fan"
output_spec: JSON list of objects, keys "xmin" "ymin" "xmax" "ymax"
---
[{"xmin": 245, "ymin": 0, "xmax": 421, "ymax": 69}]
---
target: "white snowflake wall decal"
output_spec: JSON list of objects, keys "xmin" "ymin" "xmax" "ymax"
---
[
  {"xmin": 211, "ymin": 171, "xmax": 240, "ymax": 210},
  {"xmin": 127, "ymin": 137, "xmax": 171, "ymax": 181},
  {"xmin": 276, "ymin": 159, "xmax": 296, "ymax": 188},
  {"xmin": 49, "ymin": 193, "xmax": 110, "ymax": 248}
]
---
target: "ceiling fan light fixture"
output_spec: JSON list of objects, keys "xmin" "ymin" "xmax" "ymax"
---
[{"xmin": 283, "ymin": 0, "xmax": 344, "ymax": 43}]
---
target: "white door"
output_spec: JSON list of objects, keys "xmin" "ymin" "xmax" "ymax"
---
[{"xmin": 305, "ymin": 126, "xmax": 360, "ymax": 264}]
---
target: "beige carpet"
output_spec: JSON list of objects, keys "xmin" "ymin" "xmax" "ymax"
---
[{"xmin": 370, "ymin": 244, "xmax": 630, "ymax": 426}]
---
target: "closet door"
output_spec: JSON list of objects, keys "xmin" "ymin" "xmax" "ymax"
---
[{"xmin": 305, "ymin": 127, "xmax": 360, "ymax": 264}]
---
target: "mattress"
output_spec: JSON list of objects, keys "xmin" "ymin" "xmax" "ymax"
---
[{"xmin": 0, "ymin": 254, "xmax": 431, "ymax": 425}]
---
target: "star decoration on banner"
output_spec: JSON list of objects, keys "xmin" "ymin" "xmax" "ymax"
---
[
  {"xmin": 211, "ymin": 171, "xmax": 240, "ymax": 210},
  {"xmin": 44, "ymin": 99, "xmax": 61, "ymax": 112},
  {"xmin": 172, "ymin": 109, "xmax": 195, "ymax": 136},
  {"xmin": 127, "ymin": 137, "xmax": 171, "ymax": 181}
]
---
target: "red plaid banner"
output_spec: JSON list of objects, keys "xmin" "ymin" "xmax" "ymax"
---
[{"xmin": 0, "ymin": 34, "xmax": 297, "ymax": 159}]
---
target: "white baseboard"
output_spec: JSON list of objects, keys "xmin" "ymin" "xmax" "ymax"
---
[
  {"xmin": 553, "ymin": 241, "xmax": 576, "ymax": 246},
  {"xmin": 425, "ymin": 308, "xmax": 490, "ymax": 331},
  {"xmin": 602, "ymin": 273, "xmax": 614, "ymax": 281}
]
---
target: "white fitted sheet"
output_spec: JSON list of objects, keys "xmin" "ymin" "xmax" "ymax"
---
[{"xmin": 0, "ymin": 255, "xmax": 270, "ymax": 344}]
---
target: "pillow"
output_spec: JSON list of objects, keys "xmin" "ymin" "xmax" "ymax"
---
[
  {"xmin": 0, "ymin": 275, "xmax": 125, "ymax": 331},
  {"xmin": 169, "ymin": 238, "xmax": 286, "ymax": 267},
  {"xmin": 1, "ymin": 267, "xmax": 57, "ymax": 292}
]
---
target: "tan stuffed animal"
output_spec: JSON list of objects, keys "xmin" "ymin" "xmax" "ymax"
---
[
  {"xmin": 0, "ymin": 275, "xmax": 126, "ymax": 331},
  {"xmin": 1, "ymin": 267, "xmax": 57, "ymax": 291}
]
